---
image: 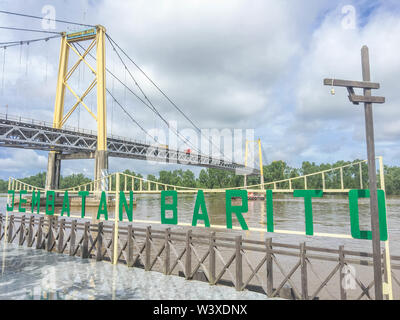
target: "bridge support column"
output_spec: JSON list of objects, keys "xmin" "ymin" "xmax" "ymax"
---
[
  {"xmin": 94, "ymin": 150, "xmax": 108, "ymax": 191},
  {"xmin": 45, "ymin": 151, "xmax": 61, "ymax": 190},
  {"xmin": 94, "ymin": 25, "xmax": 108, "ymax": 193}
]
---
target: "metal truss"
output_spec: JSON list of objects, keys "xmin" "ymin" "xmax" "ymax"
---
[{"xmin": 0, "ymin": 116, "xmax": 256, "ymax": 173}]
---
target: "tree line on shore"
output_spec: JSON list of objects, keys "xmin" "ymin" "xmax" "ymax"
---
[{"xmin": 1, "ymin": 160, "xmax": 400, "ymax": 195}]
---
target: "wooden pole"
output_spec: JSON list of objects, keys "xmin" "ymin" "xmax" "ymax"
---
[
  {"xmin": 185, "ymin": 230, "xmax": 192, "ymax": 280},
  {"xmin": 27, "ymin": 216, "xmax": 34, "ymax": 247},
  {"xmin": 69, "ymin": 220, "xmax": 76, "ymax": 256},
  {"xmin": 127, "ymin": 224, "xmax": 134, "ymax": 267},
  {"xmin": 46, "ymin": 216, "xmax": 53, "ymax": 251},
  {"xmin": 82, "ymin": 221, "xmax": 89, "ymax": 259},
  {"xmin": 235, "ymin": 235, "xmax": 243, "ymax": 291},
  {"xmin": 19, "ymin": 215, "xmax": 25, "ymax": 246},
  {"xmin": 145, "ymin": 226, "xmax": 151, "ymax": 271},
  {"xmin": 361, "ymin": 46, "xmax": 383, "ymax": 300},
  {"xmin": 7, "ymin": 215, "xmax": 14, "ymax": 243},
  {"xmin": 36, "ymin": 217, "xmax": 44, "ymax": 249},
  {"xmin": 58, "ymin": 219, "xmax": 65, "ymax": 253},
  {"xmin": 300, "ymin": 242, "xmax": 308, "ymax": 300},
  {"xmin": 113, "ymin": 173, "xmax": 120, "ymax": 265},
  {"xmin": 339, "ymin": 245, "xmax": 347, "ymax": 300},
  {"xmin": 164, "ymin": 228, "xmax": 171, "ymax": 275},
  {"xmin": 0, "ymin": 214, "xmax": 2, "ymax": 241},
  {"xmin": 266, "ymin": 238, "xmax": 273, "ymax": 296},
  {"xmin": 96, "ymin": 222, "xmax": 103, "ymax": 261},
  {"xmin": 209, "ymin": 232, "xmax": 216, "ymax": 285}
]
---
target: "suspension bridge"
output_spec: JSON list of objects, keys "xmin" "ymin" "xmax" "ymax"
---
[
  {"xmin": 0, "ymin": 10, "xmax": 397, "ymax": 301},
  {"xmin": 0, "ymin": 17, "xmax": 259, "ymax": 192}
]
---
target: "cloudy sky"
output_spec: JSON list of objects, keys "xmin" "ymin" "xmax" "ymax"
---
[{"xmin": 0, "ymin": 0, "xmax": 399, "ymax": 180}]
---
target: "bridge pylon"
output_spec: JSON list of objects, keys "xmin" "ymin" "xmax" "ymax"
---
[
  {"xmin": 244, "ymin": 139, "xmax": 265, "ymax": 189},
  {"xmin": 45, "ymin": 25, "xmax": 108, "ymax": 191}
]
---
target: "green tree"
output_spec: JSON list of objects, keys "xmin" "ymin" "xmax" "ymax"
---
[{"xmin": 60, "ymin": 174, "xmax": 91, "ymax": 189}]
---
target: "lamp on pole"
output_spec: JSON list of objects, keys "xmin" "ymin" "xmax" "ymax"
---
[{"xmin": 323, "ymin": 45, "xmax": 385, "ymax": 300}]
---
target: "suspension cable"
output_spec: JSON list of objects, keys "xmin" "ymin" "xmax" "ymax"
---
[
  {"xmin": 106, "ymin": 88, "xmax": 158, "ymax": 144},
  {"xmin": 0, "ymin": 34, "xmax": 61, "ymax": 49},
  {"xmin": 0, "ymin": 26, "xmax": 62, "ymax": 35},
  {"xmin": 106, "ymin": 34, "xmax": 231, "ymax": 162},
  {"xmin": 0, "ymin": 10, "xmax": 95, "ymax": 28},
  {"xmin": 105, "ymin": 36, "xmax": 203, "ymax": 155},
  {"xmin": 76, "ymin": 42, "xmax": 204, "ymax": 155}
]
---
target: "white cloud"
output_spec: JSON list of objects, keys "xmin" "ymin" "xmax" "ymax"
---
[
  {"xmin": 282, "ymin": 3, "xmax": 400, "ymax": 165},
  {"xmin": 0, "ymin": 149, "xmax": 47, "ymax": 178},
  {"xmin": 1, "ymin": 0, "xmax": 400, "ymax": 181}
]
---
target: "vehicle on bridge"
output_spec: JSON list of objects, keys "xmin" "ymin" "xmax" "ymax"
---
[{"xmin": 231, "ymin": 192, "xmax": 265, "ymax": 201}]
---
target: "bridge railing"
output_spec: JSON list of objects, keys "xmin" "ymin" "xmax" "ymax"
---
[
  {"xmin": 1, "ymin": 113, "xmax": 239, "ymax": 165},
  {"xmin": 0, "ymin": 112, "xmax": 156, "ymax": 150},
  {"xmin": 7, "ymin": 157, "xmax": 385, "ymax": 195},
  {"xmin": 226, "ymin": 158, "xmax": 383, "ymax": 193}
]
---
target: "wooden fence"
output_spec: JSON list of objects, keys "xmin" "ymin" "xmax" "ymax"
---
[{"xmin": 1, "ymin": 212, "xmax": 399, "ymax": 300}]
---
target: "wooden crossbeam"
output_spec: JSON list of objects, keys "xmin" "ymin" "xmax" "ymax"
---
[
  {"xmin": 190, "ymin": 244, "xmax": 210, "ymax": 280},
  {"xmin": 324, "ymin": 79, "xmax": 380, "ymax": 89},
  {"xmin": 348, "ymin": 94, "xmax": 385, "ymax": 104}
]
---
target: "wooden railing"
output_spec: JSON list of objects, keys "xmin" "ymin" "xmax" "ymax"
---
[{"xmin": 1, "ymin": 212, "xmax": 399, "ymax": 300}]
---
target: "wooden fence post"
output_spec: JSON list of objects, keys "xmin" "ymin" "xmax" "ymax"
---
[
  {"xmin": 81, "ymin": 222, "xmax": 89, "ymax": 259},
  {"xmin": 300, "ymin": 242, "xmax": 308, "ymax": 300},
  {"xmin": 209, "ymin": 232, "xmax": 216, "ymax": 285},
  {"xmin": 164, "ymin": 228, "xmax": 171, "ymax": 275},
  {"xmin": 109, "ymin": 225, "xmax": 114, "ymax": 261},
  {"xmin": 7, "ymin": 215, "xmax": 14, "ymax": 243},
  {"xmin": 27, "ymin": 216, "xmax": 34, "ymax": 247},
  {"xmin": 113, "ymin": 172, "xmax": 120, "ymax": 265},
  {"xmin": 127, "ymin": 224, "xmax": 133, "ymax": 267},
  {"xmin": 58, "ymin": 219, "xmax": 65, "ymax": 253},
  {"xmin": 36, "ymin": 217, "xmax": 44, "ymax": 249},
  {"xmin": 266, "ymin": 238, "xmax": 273, "ymax": 296},
  {"xmin": 339, "ymin": 245, "xmax": 347, "ymax": 300},
  {"xmin": 235, "ymin": 235, "xmax": 243, "ymax": 291},
  {"xmin": 19, "ymin": 215, "xmax": 25, "ymax": 246},
  {"xmin": 0, "ymin": 214, "xmax": 3, "ymax": 240},
  {"xmin": 96, "ymin": 222, "xmax": 103, "ymax": 261},
  {"xmin": 46, "ymin": 216, "xmax": 53, "ymax": 252},
  {"xmin": 69, "ymin": 220, "xmax": 77, "ymax": 256},
  {"xmin": 185, "ymin": 230, "xmax": 192, "ymax": 280},
  {"xmin": 145, "ymin": 226, "xmax": 151, "ymax": 271}
]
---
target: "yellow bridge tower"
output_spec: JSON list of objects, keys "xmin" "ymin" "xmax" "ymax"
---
[
  {"xmin": 45, "ymin": 25, "xmax": 108, "ymax": 191},
  {"xmin": 244, "ymin": 139, "xmax": 265, "ymax": 189}
]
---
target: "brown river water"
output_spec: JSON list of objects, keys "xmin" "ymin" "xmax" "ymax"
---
[{"xmin": 2, "ymin": 193, "xmax": 400, "ymax": 256}]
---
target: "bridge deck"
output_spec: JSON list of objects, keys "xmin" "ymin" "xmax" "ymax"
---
[{"xmin": 0, "ymin": 113, "xmax": 258, "ymax": 173}]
